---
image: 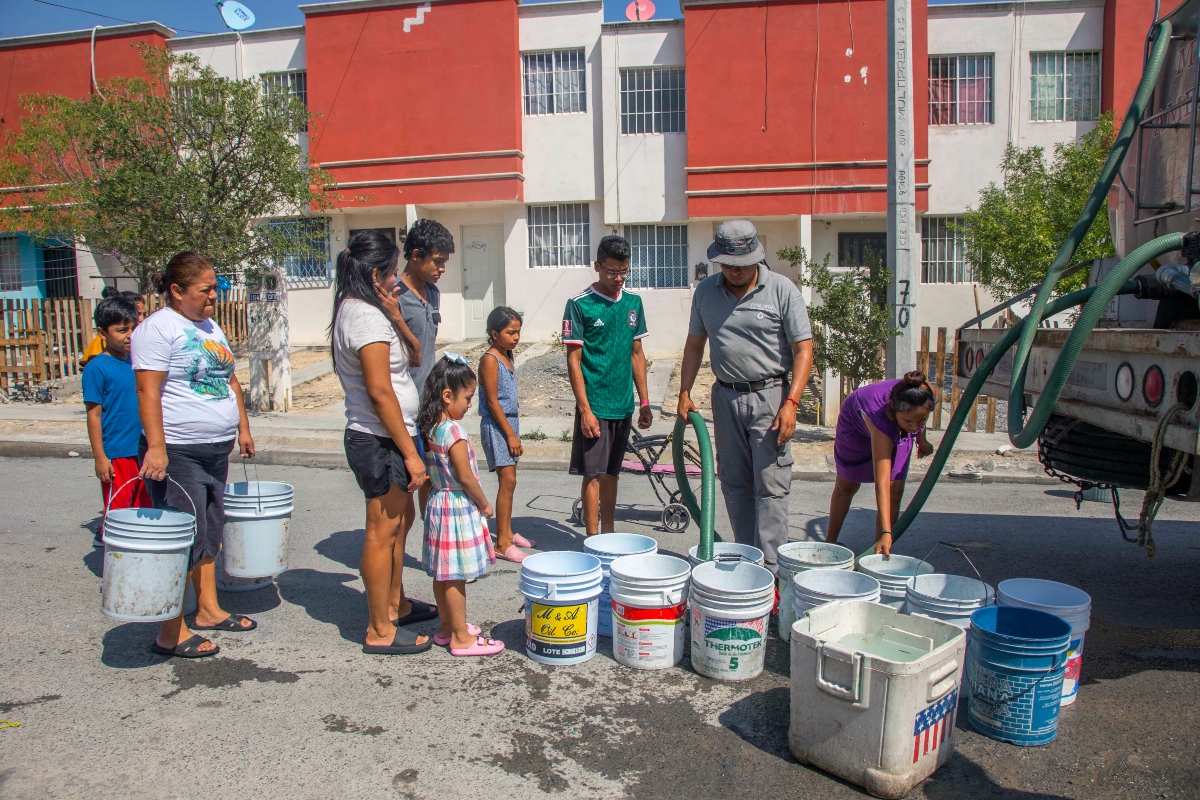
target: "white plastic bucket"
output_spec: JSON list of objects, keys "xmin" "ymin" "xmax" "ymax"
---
[
  {"xmin": 792, "ymin": 569, "xmax": 881, "ymax": 624},
  {"xmin": 222, "ymin": 481, "xmax": 294, "ymax": 578},
  {"xmin": 905, "ymin": 574, "xmax": 995, "ymax": 630},
  {"xmin": 609, "ymin": 554, "xmax": 690, "ymax": 670},
  {"xmin": 997, "ymin": 578, "xmax": 1092, "ymax": 705},
  {"xmin": 688, "ymin": 542, "xmax": 765, "ymax": 568},
  {"xmin": 583, "ymin": 533, "xmax": 658, "ymax": 637},
  {"xmin": 101, "ymin": 507, "xmax": 196, "ymax": 623},
  {"xmin": 216, "ymin": 551, "xmax": 275, "ymax": 592},
  {"xmin": 689, "ymin": 561, "xmax": 775, "ymax": 681},
  {"xmin": 520, "ymin": 551, "xmax": 603, "ymax": 665},
  {"xmin": 777, "ymin": 542, "xmax": 855, "ymax": 642},
  {"xmin": 857, "ymin": 554, "xmax": 935, "ymax": 610}
]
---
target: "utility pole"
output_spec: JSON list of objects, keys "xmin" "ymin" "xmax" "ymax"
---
[{"xmin": 886, "ymin": 0, "xmax": 919, "ymax": 377}]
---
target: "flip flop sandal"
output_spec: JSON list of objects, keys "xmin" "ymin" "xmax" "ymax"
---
[
  {"xmin": 393, "ymin": 599, "xmax": 439, "ymax": 627},
  {"xmin": 192, "ymin": 613, "xmax": 257, "ymax": 632},
  {"xmin": 450, "ymin": 636, "xmax": 506, "ymax": 657},
  {"xmin": 363, "ymin": 627, "xmax": 433, "ymax": 655},
  {"xmin": 151, "ymin": 634, "xmax": 220, "ymax": 659},
  {"xmin": 433, "ymin": 624, "xmax": 482, "ymax": 646}
]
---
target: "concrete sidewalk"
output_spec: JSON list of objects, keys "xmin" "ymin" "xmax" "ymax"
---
[{"xmin": 0, "ymin": 400, "xmax": 1045, "ymax": 483}]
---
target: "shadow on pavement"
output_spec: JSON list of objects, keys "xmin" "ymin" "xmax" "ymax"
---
[
  {"xmin": 510, "ymin": 516, "xmax": 583, "ymax": 551},
  {"xmin": 276, "ymin": 568, "xmax": 365, "ymax": 644},
  {"xmin": 315, "ymin": 528, "xmax": 422, "ymax": 573},
  {"xmin": 83, "ymin": 548, "xmax": 103, "ymax": 578},
  {"xmin": 218, "ymin": 583, "xmax": 282, "ymax": 615},
  {"xmin": 101, "ymin": 623, "xmax": 172, "ymax": 669}
]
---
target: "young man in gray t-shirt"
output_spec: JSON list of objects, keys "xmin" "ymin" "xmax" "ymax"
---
[{"xmin": 397, "ymin": 219, "xmax": 452, "ymax": 398}]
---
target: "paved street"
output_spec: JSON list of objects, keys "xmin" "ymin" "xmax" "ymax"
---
[{"xmin": 1, "ymin": 456, "xmax": 1198, "ymax": 799}]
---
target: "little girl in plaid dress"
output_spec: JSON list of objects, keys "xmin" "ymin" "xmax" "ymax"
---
[{"xmin": 417, "ymin": 354, "xmax": 504, "ymax": 657}]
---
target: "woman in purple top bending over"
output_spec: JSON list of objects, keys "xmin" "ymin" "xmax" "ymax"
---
[{"xmin": 825, "ymin": 371, "xmax": 936, "ymax": 556}]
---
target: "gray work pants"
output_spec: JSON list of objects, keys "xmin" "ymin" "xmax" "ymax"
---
[{"xmin": 710, "ymin": 383, "xmax": 794, "ymax": 575}]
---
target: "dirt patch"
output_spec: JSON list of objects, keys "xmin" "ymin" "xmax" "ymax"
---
[
  {"xmin": 236, "ymin": 349, "xmax": 329, "ymax": 386},
  {"xmin": 515, "ymin": 348, "xmax": 575, "ymax": 420},
  {"xmin": 322, "ymin": 713, "xmax": 385, "ymax": 736},
  {"xmin": 292, "ymin": 371, "xmax": 344, "ymax": 411},
  {"xmin": 0, "ymin": 694, "xmax": 61, "ymax": 714}
]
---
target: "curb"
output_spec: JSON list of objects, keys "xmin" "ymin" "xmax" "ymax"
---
[{"xmin": 0, "ymin": 439, "xmax": 1056, "ymax": 484}]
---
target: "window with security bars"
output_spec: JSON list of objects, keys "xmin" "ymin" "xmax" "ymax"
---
[
  {"xmin": 527, "ymin": 204, "xmax": 590, "ymax": 267},
  {"xmin": 263, "ymin": 70, "xmax": 308, "ymax": 130},
  {"xmin": 929, "ymin": 55, "xmax": 993, "ymax": 125},
  {"xmin": 0, "ymin": 236, "xmax": 20, "ymax": 291},
  {"xmin": 1030, "ymin": 51, "xmax": 1101, "ymax": 122},
  {"xmin": 921, "ymin": 217, "xmax": 972, "ymax": 283},
  {"xmin": 620, "ymin": 67, "xmax": 685, "ymax": 134},
  {"xmin": 522, "ymin": 49, "xmax": 586, "ymax": 115},
  {"xmin": 624, "ymin": 225, "xmax": 688, "ymax": 289},
  {"xmin": 838, "ymin": 232, "xmax": 887, "ymax": 268},
  {"xmin": 267, "ymin": 217, "xmax": 331, "ymax": 286}
]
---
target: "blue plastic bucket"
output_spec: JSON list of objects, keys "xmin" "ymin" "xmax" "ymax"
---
[
  {"xmin": 583, "ymin": 533, "xmax": 657, "ymax": 637},
  {"xmin": 966, "ymin": 606, "xmax": 1071, "ymax": 746}
]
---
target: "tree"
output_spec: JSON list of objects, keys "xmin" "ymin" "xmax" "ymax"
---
[
  {"xmin": 960, "ymin": 113, "xmax": 1116, "ymax": 299},
  {"xmin": 0, "ymin": 46, "xmax": 331, "ymax": 289},
  {"xmin": 778, "ymin": 245, "xmax": 898, "ymax": 391}
]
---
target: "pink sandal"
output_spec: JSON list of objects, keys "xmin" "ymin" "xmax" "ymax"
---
[
  {"xmin": 512, "ymin": 533, "xmax": 537, "ymax": 548},
  {"xmin": 497, "ymin": 544, "xmax": 528, "ymax": 563},
  {"xmin": 433, "ymin": 624, "xmax": 481, "ymax": 646},
  {"xmin": 450, "ymin": 636, "xmax": 506, "ymax": 657}
]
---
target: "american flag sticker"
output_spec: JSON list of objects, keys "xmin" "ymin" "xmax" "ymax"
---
[
  {"xmin": 912, "ymin": 689, "xmax": 958, "ymax": 763},
  {"xmin": 562, "ymin": 320, "xmax": 572, "ymax": 337}
]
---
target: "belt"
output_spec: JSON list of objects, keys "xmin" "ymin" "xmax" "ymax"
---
[{"xmin": 716, "ymin": 374, "xmax": 788, "ymax": 393}]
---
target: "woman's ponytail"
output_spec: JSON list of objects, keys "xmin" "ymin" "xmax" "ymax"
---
[{"xmin": 889, "ymin": 370, "xmax": 937, "ymax": 414}]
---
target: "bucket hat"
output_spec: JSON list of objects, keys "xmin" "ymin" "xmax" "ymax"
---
[{"xmin": 707, "ymin": 220, "xmax": 766, "ymax": 267}]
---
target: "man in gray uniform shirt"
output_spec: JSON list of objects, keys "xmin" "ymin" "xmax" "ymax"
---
[{"xmin": 677, "ymin": 220, "xmax": 814, "ymax": 577}]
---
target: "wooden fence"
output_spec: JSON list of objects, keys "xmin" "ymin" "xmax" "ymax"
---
[
  {"xmin": 917, "ymin": 325, "xmax": 997, "ymax": 434},
  {"xmin": 1, "ymin": 290, "xmax": 247, "ymax": 396}
]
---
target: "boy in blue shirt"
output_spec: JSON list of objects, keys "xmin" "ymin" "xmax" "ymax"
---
[{"xmin": 83, "ymin": 295, "xmax": 151, "ymax": 545}]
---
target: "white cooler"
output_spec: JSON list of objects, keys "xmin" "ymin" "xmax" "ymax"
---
[{"xmin": 789, "ymin": 600, "xmax": 967, "ymax": 800}]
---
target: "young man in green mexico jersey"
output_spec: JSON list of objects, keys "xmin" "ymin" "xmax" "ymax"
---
[{"xmin": 562, "ymin": 235, "xmax": 653, "ymax": 536}]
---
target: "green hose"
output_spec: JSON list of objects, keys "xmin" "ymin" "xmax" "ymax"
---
[
  {"xmin": 673, "ymin": 412, "xmax": 718, "ymax": 560},
  {"xmin": 1008, "ymin": 19, "xmax": 1173, "ymax": 447},
  {"xmin": 874, "ymin": 234, "xmax": 1182, "ymax": 556}
]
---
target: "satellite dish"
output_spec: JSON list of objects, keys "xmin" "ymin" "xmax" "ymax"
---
[
  {"xmin": 625, "ymin": 0, "xmax": 655, "ymax": 20},
  {"xmin": 217, "ymin": 1, "xmax": 256, "ymax": 31}
]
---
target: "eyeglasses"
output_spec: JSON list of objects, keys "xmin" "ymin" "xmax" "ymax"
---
[{"xmin": 603, "ymin": 268, "xmax": 629, "ymax": 279}]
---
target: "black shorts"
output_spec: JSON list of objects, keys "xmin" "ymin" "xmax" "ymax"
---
[
  {"xmin": 569, "ymin": 411, "xmax": 633, "ymax": 478},
  {"xmin": 140, "ymin": 436, "xmax": 234, "ymax": 569},
  {"xmin": 344, "ymin": 429, "xmax": 413, "ymax": 499}
]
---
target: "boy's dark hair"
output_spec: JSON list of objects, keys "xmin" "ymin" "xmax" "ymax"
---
[
  {"xmin": 93, "ymin": 295, "xmax": 140, "ymax": 332},
  {"xmin": 596, "ymin": 235, "xmax": 631, "ymax": 264},
  {"xmin": 403, "ymin": 219, "xmax": 455, "ymax": 261},
  {"xmin": 101, "ymin": 286, "xmax": 119, "ymax": 299},
  {"xmin": 121, "ymin": 290, "xmax": 145, "ymax": 304},
  {"xmin": 329, "ymin": 230, "xmax": 410, "ymax": 369},
  {"xmin": 416, "ymin": 356, "xmax": 477, "ymax": 444},
  {"xmin": 889, "ymin": 371, "xmax": 937, "ymax": 414}
]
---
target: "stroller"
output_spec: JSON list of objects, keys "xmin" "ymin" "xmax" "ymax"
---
[{"xmin": 570, "ymin": 427, "xmax": 711, "ymax": 532}]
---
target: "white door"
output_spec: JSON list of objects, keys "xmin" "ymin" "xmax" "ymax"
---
[{"xmin": 461, "ymin": 225, "xmax": 504, "ymax": 339}]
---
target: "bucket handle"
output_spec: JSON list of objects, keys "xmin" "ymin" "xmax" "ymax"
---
[
  {"xmin": 242, "ymin": 456, "xmax": 263, "ymax": 514},
  {"xmin": 815, "ymin": 641, "xmax": 865, "ymax": 704},
  {"xmin": 926, "ymin": 658, "xmax": 960, "ymax": 702},
  {"xmin": 103, "ymin": 475, "xmax": 198, "ymax": 534},
  {"xmin": 531, "ymin": 581, "xmax": 558, "ymax": 601}
]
